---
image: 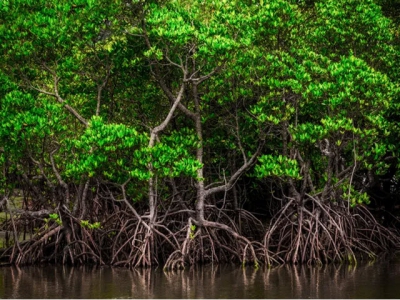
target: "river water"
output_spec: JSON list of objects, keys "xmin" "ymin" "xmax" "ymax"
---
[{"xmin": 1, "ymin": 258, "xmax": 400, "ymax": 298}]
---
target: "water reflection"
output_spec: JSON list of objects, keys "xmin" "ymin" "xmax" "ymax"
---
[{"xmin": 0, "ymin": 259, "xmax": 400, "ymax": 298}]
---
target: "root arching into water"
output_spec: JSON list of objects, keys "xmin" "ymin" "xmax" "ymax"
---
[
  {"xmin": 264, "ymin": 195, "xmax": 400, "ymax": 265},
  {"xmin": 0, "ymin": 194, "xmax": 399, "ymax": 268}
]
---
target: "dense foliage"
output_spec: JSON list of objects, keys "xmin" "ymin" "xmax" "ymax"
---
[{"xmin": 0, "ymin": 0, "xmax": 399, "ymax": 267}]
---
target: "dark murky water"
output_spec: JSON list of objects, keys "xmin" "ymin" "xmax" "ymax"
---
[{"xmin": 1, "ymin": 259, "xmax": 400, "ymax": 298}]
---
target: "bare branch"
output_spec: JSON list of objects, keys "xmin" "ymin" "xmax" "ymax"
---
[
  {"xmin": 53, "ymin": 76, "xmax": 88, "ymax": 127},
  {"xmin": 149, "ymin": 83, "xmax": 186, "ymax": 147},
  {"xmin": 187, "ymin": 64, "xmax": 224, "ymax": 85},
  {"xmin": 96, "ymin": 65, "xmax": 112, "ymax": 116},
  {"xmin": 12, "ymin": 209, "xmax": 53, "ymax": 217},
  {"xmin": 142, "ymin": 24, "xmax": 197, "ymax": 121},
  {"xmin": 234, "ymin": 108, "xmax": 247, "ymax": 164},
  {"xmin": 164, "ymin": 50, "xmax": 185, "ymax": 74},
  {"xmin": 31, "ymin": 72, "xmax": 88, "ymax": 127},
  {"xmin": 205, "ymin": 140, "xmax": 265, "ymax": 197},
  {"xmin": 49, "ymin": 143, "xmax": 70, "ymax": 204}
]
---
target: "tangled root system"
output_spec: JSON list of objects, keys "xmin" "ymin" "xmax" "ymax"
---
[
  {"xmin": 1, "ymin": 195, "xmax": 399, "ymax": 268},
  {"xmin": 264, "ymin": 195, "xmax": 400, "ymax": 265}
]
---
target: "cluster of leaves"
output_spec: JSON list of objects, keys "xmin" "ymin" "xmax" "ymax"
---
[
  {"xmin": 65, "ymin": 118, "xmax": 202, "ymax": 182},
  {"xmin": 66, "ymin": 116, "xmax": 149, "ymax": 181},
  {"xmin": 255, "ymin": 155, "xmax": 301, "ymax": 180},
  {"xmin": 152, "ymin": 129, "xmax": 203, "ymax": 178},
  {"xmin": 250, "ymin": 0, "xmax": 399, "ymax": 205},
  {"xmin": 45, "ymin": 213, "xmax": 62, "ymax": 226},
  {"xmin": 80, "ymin": 219, "xmax": 101, "ymax": 230},
  {"xmin": 0, "ymin": 0, "xmax": 399, "ymax": 216}
]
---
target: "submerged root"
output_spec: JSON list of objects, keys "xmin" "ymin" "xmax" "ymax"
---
[{"xmin": 264, "ymin": 196, "xmax": 400, "ymax": 265}]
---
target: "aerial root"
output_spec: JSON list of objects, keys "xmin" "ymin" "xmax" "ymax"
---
[
  {"xmin": 163, "ymin": 216, "xmax": 276, "ymax": 270},
  {"xmin": 1, "ymin": 213, "xmax": 104, "ymax": 266},
  {"xmin": 1, "ymin": 198, "xmax": 398, "ymax": 268},
  {"xmin": 264, "ymin": 196, "xmax": 400, "ymax": 264}
]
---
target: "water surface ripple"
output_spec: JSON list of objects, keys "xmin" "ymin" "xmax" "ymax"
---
[{"xmin": 1, "ymin": 259, "xmax": 400, "ymax": 298}]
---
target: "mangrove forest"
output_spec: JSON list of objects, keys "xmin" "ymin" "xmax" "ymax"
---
[{"xmin": 0, "ymin": 0, "xmax": 400, "ymax": 269}]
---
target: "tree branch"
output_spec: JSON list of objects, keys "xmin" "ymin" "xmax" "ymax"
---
[
  {"xmin": 205, "ymin": 140, "xmax": 265, "ymax": 197},
  {"xmin": 187, "ymin": 64, "xmax": 224, "ymax": 85},
  {"xmin": 149, "ymin": 83, "xmax": 186, "ymax": 147},
  {"xmin": 49, "ymin": 143, "xmax": 70, "ymax": 204},
  {"xmin": 96, "ymin": 66, "xmax": 112, "ymax": 116},
  {"xmin": 31, "ymin": 75, "xmax": 88, "ymax": 127}
]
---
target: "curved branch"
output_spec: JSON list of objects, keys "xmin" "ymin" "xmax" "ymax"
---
[
  {"xmin": 205, "ymin": 141, "xmax": 265, "ymax": 197},
  {"xmin": 31, "ymin": 75, "xmax": 88, "ymax": 127}
]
